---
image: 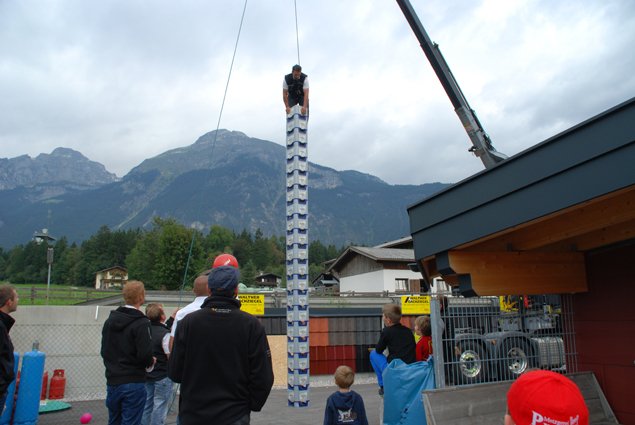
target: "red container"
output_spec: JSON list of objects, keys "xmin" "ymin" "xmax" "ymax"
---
[
  {"xmin": 48, "ymin": 369, "xmax": 66, "ymax": 400},
  {"xmin": 41, "ymin": 371, "xmax": 48, "ymax": 400}
]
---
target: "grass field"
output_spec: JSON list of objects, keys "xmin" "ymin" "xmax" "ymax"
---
[{"xmin": 10, "ymin": 283, "xmax": 117, "ymax": 305}]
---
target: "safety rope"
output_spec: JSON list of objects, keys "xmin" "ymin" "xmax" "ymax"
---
[
  {"xmin": 176, "ymin": 0, "xmax": 249, "ymax": 304},
  {"xmin": 294, "ymin": 0, "xmax": 301, "ymax": 64}
]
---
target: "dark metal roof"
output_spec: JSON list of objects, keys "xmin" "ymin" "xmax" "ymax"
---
[
  {"xmin": 374, "ymin": 236, "xmax": 413, "ymax": 249},
  {"xmin": 408, "ymin": 97, "xmax": 635, "ymax": 261},
  {"xmin": 95, "ymin": 266, "xmax": 127, "ymax": 273},
  {"xmin": 326, "ymin": 246, "xmax": 414, "ymax": 273},
  {"xmin": 255, "ymin": 273, "xmax": 281, "ymax": 279}
]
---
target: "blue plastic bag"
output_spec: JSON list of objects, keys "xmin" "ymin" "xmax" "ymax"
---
[{"xmin": 383, "ymin": 358, "xmax": 435, "ymax": 425}]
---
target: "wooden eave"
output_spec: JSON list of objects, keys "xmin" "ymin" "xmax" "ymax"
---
[{"xmin": 408, "ymin": 97, "xmax": 635, "ymax": 297}]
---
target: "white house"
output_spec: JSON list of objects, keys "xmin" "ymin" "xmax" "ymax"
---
[
  {"xmin": 94, "ymin": 266, "xmax": 128, "ymax": 290},
  {"xmin": 326, "ymin": 237, "xmax": 451, "ymax": 294}
]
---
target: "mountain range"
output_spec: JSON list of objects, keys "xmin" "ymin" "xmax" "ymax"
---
[{"xmin": 0, "ymin": 130, "xmax": 449, "ymax": 249}]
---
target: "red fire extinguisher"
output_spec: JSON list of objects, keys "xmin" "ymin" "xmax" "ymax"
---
[
  {"xmin": 41, "ymin": 371, "xmax": 48, "ymax": 400},
  {"xmin": 48, "ymin": 369, "xmax": 66, "ymax": 400}
]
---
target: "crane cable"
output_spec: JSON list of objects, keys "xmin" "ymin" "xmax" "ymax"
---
[{"xmin": 176, "ymin": 0, "xmax": 249, "ymax": 305}]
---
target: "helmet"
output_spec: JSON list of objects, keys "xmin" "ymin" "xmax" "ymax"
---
[{"xmin": 212, "ymin": 253, "xmax": 239, "ymax": 269}]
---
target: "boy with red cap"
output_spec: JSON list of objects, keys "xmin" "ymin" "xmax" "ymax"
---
[{"xmin": 505, "ymin": 370, "xmax": 589, "ymax": 425}]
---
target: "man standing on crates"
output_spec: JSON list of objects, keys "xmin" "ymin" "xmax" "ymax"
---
[{"xmin": 283, "ymin": 64, "xmax": 309, "ymax": 115}]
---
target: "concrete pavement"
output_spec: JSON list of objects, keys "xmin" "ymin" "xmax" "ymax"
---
[{"xmin": 37, "ymin": 383, "xmax": 384, "ymax": 425}]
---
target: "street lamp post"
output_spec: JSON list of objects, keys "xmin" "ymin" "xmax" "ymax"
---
[{"xmin": 34, "ymin": 228, "xmax": 56, "ymax": 305}]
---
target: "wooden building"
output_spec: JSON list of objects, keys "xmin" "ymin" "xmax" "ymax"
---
[
  {"xmin": 254, "ymin": 273, "xmax": 281, "ymax": 288},
  {"xmin": 408, "ymin": 98, "xmax": 635, "ymax": 424},
  {"xmin": 94, "ymin": 266, "xmax": 128, "ymax": 290}
]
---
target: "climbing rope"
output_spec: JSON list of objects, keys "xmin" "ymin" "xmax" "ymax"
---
[{"xmin": 177, "ymin": 0, "xmax": 249, "ymax": 304}]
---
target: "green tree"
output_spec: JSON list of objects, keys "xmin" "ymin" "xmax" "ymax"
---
[
  {"xmin": 5, "ymin": 245, "xmax": 27, "ymax": 284},
  {"xmin": 71, "ymin": 226, "xmax": 143, "ymax": 286},
  {"xmin": 204, "ymin": 225, "xmax": 235, "ymax": 254},
  {"xmin": 126, "ymin": 230, "xmax": 160, "ymax": 287},
  {"xmin": 127, "ymin": 218, "xmax": 202, "ymax": 290},
  {"xmin": 49, "ymin": 237, "xmax": 68, "ymax": 284},
  {"xmin": 20, "ymin": 241, "xmax": 50, "ymax": 284},
  {"xmin": 56, "ymin": 244, "xmax": 83, "ymax": 286},
  {"xmin": 0, "ymin": 248, "xmax": 7, "ymax": 280},
  {"xmin": 240, "ymin": 259, "xmax": 258, "ymax": 287},
  {"xmin": 268, "ymin": 236, "xmax": 286, "ymax": 267},
  {"xmin": 155, "ymin": 219, "xmax": 203, "ymax": 290},
  {"xmin": 231, "ymin": 230, "xmax": 253, "ymax": 268},
  {"xmin": 309, "ymin": 240, "xmax": 326, "ymax": 265}
]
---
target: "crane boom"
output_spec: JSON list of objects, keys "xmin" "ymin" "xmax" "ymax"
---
[{"xmin": 396, "ymin": 0, "xmax": 507, "ymax": 168}]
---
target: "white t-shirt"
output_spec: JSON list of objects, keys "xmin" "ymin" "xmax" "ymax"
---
[
  {"xmin": 170, "ymin": 296, "xmax": 208, "ymax": 338},
  {"xmin": 283, "ymin": 76, "xmax": 309, "ymax": 90},
  {"xmin": 162, "ymin": 333, "xmax": 171, "ymax": 355}
]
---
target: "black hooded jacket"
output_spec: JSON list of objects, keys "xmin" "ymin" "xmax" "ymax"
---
[
  {"xmin": 168, "ymin": 295, "xmax": 274, "ymax": 425},
  {"xmin": 323, "ymin": 390, "xmax": 368, "ymax": 425},
  {"xmin": 100, "ymin": 306, "xmax": 153, "ymax": 385},
  {"xmin": 0, "ymin": 311, "xmax": 15, "ymax": 396}
]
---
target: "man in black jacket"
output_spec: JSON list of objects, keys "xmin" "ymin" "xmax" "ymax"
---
[
  {"xmin": 101, "ymin": 280, "xmax": 155, "ymax": 425},
  {"xmin": 0, "ymin": 285, "xmax": 18, "ymax": 415},
  {"xmin": 169, "ymin": 262, "xmax": 274, "ymax": 425}
]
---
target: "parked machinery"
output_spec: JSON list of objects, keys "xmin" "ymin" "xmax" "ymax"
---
[{"xmin": 447, "ymin": 296, "xmax": 566, "ymax": 385}]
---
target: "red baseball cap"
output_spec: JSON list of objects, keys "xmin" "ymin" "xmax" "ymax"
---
[
  {"xmin": 507, "ymin": 370, "xmax": 588, "ymax": 425},
  {"xmin": 212, "ymin": 253, "xmax": 239, "ymax": 269}
]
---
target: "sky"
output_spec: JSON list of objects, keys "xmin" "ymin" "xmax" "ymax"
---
[{"xmin": 1, "ymin": 1, "xmax": 634, "ymax": 185}]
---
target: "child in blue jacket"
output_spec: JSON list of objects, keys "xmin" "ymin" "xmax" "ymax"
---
[{"xmin": 323, "ymin": 365, "xmax": 368, "ymax": 425}]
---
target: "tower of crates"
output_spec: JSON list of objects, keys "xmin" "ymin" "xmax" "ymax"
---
[{"xmin": 285, "ymin": 104, "xmax": 310, "ymax": 407}]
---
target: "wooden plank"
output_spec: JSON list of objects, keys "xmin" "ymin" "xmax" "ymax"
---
[
  {"xmin": 445, "ymin": 251, "xmax": 587, "ymax": 295},
  {"xmin": 460, "ymin": 186, "xmax": 635, "ymax": 252}
]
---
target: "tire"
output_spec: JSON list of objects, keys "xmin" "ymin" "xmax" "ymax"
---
[
  {"xmin": 499, "ymin": 338, "xmax": 532, "ymax": 380},
  {"xmin": 455, "ymin": 340, "xmax": 487, "ymax": 384}
]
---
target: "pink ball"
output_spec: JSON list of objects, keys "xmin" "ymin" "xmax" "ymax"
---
[{"xmin": 80, "ymin": 412, "xmax": 92, "ymax": 424}]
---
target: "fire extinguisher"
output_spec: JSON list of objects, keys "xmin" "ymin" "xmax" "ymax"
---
[{"xmin": 48, "ymin": 369, "xmax": 66, "ymax": 400}]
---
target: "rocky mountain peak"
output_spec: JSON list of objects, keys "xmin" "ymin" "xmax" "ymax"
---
[{"xmin": 0, "ymin": 147, "xmax": 119, "ymax": 190}]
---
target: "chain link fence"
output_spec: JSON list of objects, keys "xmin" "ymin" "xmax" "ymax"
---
[
  {"xmin": 429, "ymin": 292, "xmax": 577, "ymax": 388},
  {"xmin": 12, "ymin": 306, "xmax": 114, "ymax": 402},
  {"xmin": 10, "ymin": 292, "xmax": 578, "ymax": 403}
]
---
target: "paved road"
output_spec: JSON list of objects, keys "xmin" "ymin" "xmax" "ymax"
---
[{"xmin": 38, "ymin": 383, "xmax": 384, "ymax": 425}]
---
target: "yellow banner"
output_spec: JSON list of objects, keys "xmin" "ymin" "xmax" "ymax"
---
[
  {"xmin": 401, "ymin": 295, "xmax": 430, "ymax": 315},
  {"xmin": 238, "ymin": 294, "xmax": 265, "ymax": 316}
]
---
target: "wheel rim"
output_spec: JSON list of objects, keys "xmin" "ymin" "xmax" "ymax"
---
[
  {"xmin": 505, "ymin": 347, "xmax": 528, "ymax": 375},
  {"xmin": 459, "ymin": 349, "xmax": 482, "ymax": 378}
]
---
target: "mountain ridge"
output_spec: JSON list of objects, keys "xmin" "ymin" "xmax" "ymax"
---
[{"xmin": 0, "ymin": 130, "xmax": 449, "ymax": 248}]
